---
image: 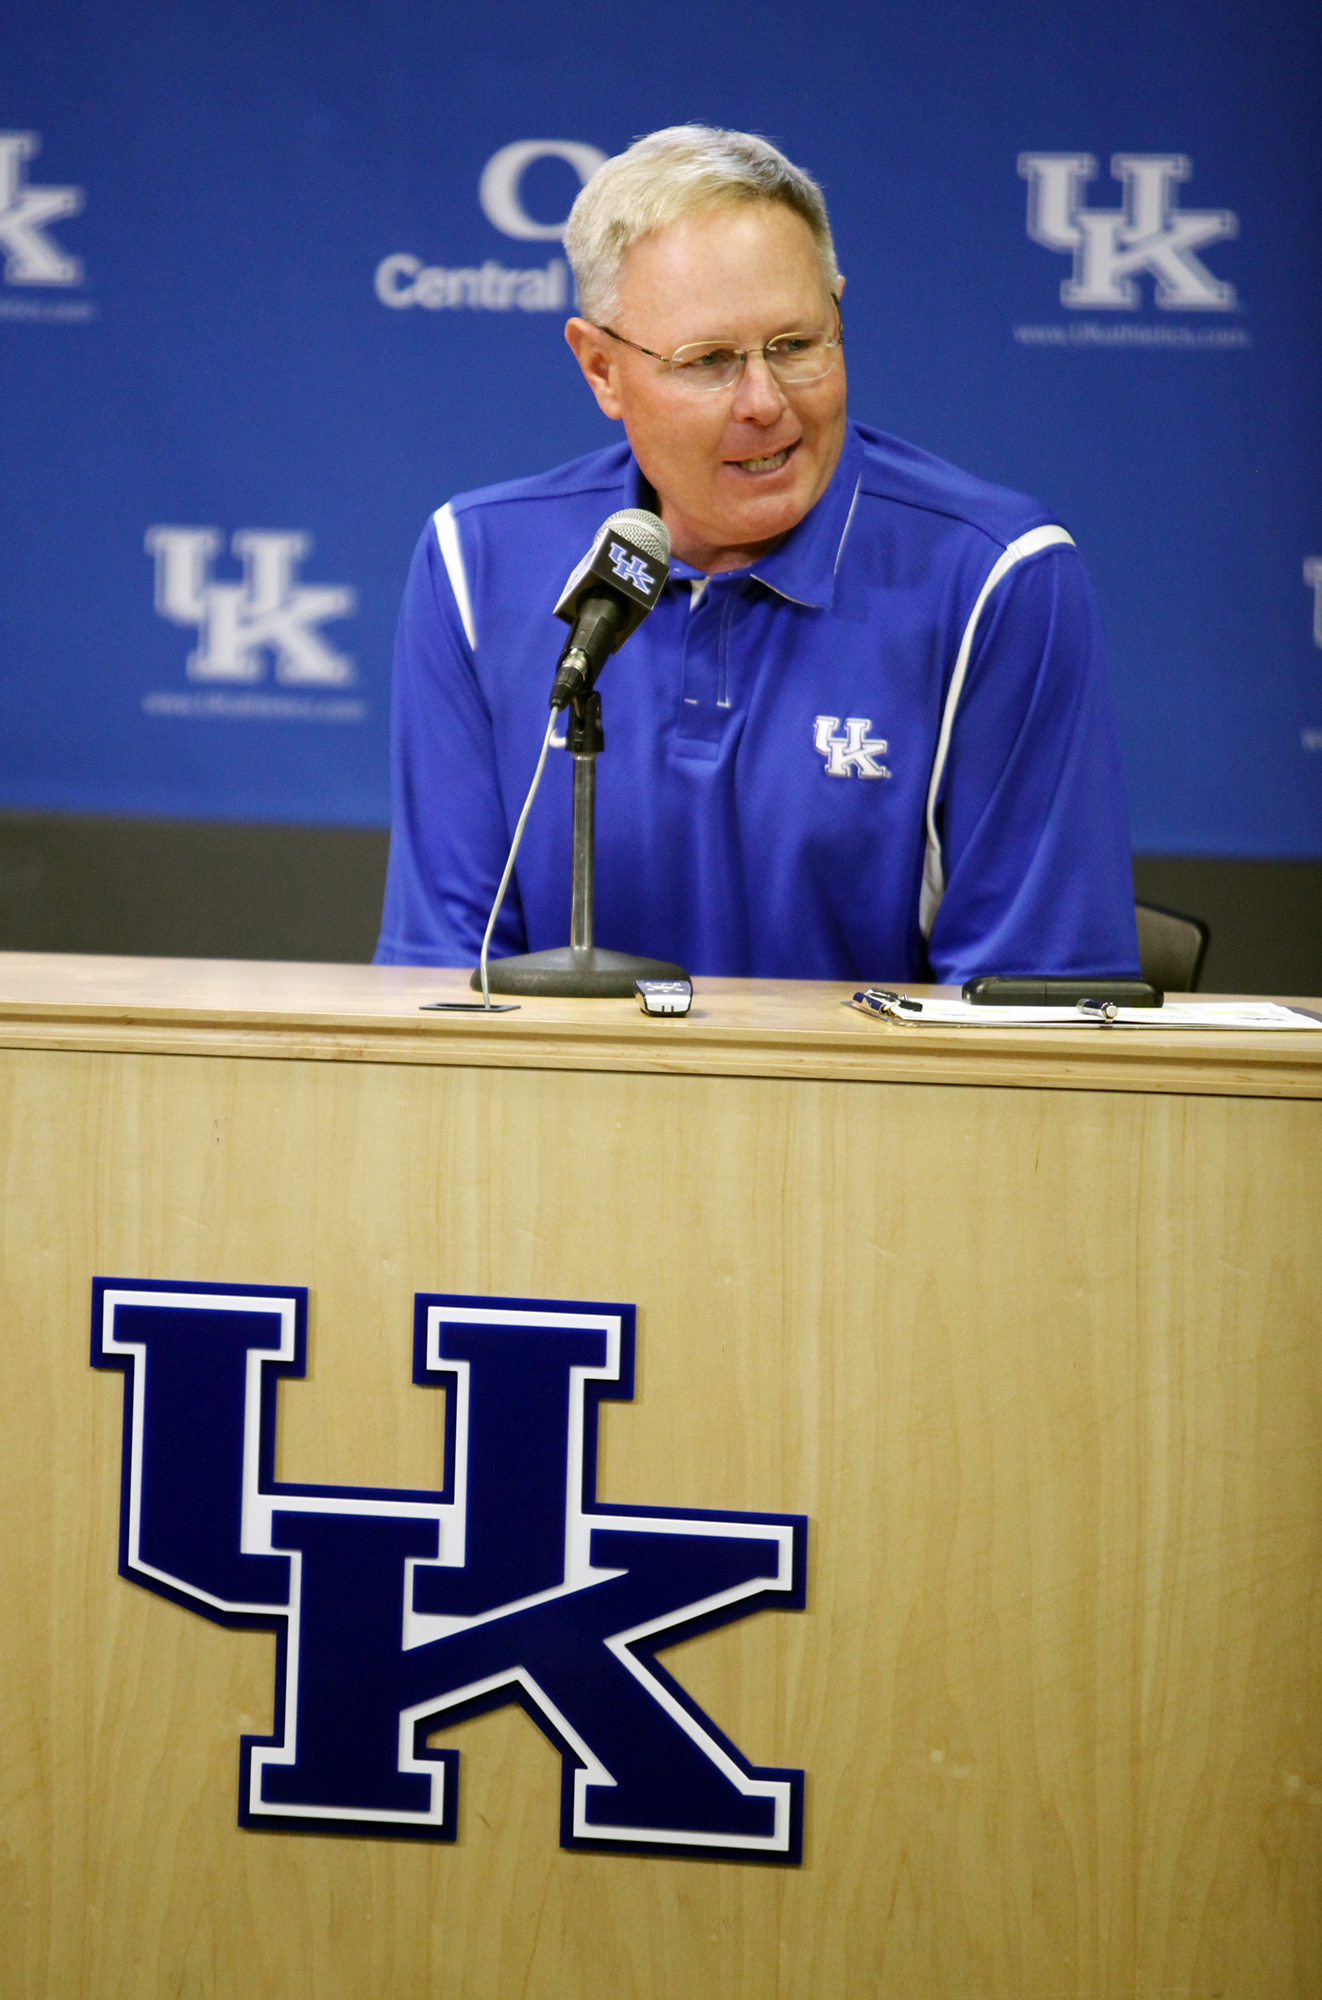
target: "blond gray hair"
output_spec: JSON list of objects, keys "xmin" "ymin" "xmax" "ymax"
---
[{"xmin": 564, "ymin": 125, "xmax": 838, "ymax": 324}]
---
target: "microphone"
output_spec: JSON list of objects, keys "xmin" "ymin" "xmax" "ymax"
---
[{"xmin": 549, "ymin": 508, "xmax": 671, "ymax": 710}]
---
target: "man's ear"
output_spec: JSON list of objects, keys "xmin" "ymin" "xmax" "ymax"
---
[{"xmin": 565, "ymin": 318, "xmax": 624, "ymax": 420}]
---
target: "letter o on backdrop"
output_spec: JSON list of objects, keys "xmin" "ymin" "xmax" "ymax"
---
[{"xmin": 479, "ymin": 140, "xmax": 607, "ymax": 240}]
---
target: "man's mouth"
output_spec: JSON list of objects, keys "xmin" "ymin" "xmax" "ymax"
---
[{"xmin": 731, "ymin": 443, "xmax": 796, "ymax": 474}]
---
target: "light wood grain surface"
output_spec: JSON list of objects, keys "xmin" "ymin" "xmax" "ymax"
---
[
  {"xmin": 0, "ymin": 950, "xmax": 1318, "ymax": 1096},
  {"xmin": 0, "ymin": 957, "xmax": 1319, "ymax": 1997}
]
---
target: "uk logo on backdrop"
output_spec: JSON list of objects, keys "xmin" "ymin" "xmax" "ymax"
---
[
  {"xmin": 1304, "ymin": 557, "xmax": 1322, "ymax": 651},
  {"xmin": 375, "ymin": 138, "xmax": 604, "ymax": 316},
  {"xmin": 143, "ymin": 527, "xmax": 365, "ymax": 723},
  {"xmin": 1013, "ymin": 152, "xmax": 1247, "ymax": 351},
  {"xmin": 1305, "ymin": 557, "xmax": 1322, "ymax": 754},
  {"xmin": 0, "ymin": 130, "xmax": 95, "ymax": 322},
  {"xmin": 91, "ymin": 1282, "xmax": 807, "ymax": 1861}
]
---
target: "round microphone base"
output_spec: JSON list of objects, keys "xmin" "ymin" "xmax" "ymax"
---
[{"xmin": 471, "ymin": 945, "xmax": 688, "ymax": 999}]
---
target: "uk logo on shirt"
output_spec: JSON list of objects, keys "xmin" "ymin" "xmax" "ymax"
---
[{"xmin": 814, "ymin": 716, "xmax": 891, "ymax": 779}]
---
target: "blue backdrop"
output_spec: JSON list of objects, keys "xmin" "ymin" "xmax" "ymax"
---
[{"xmin": 3, "ymin": 0, "xmax": 1319, "ymax": 854}]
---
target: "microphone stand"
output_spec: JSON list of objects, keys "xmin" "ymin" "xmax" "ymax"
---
[{"xmin": 470, "ymin": 690, "xmax": 688, "ymax": 998}]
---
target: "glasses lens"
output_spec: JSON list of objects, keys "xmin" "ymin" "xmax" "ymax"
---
[
  {"xmin": 666, "ymin": 331, "xmax": 839, "ymax": 391},
  {"xmin": 669, "ymin": 342, "xmax": 743, "ymax": 391},
  {"xmin": 763, "ymin": 332, "xmax": 836, "ymax": 382}
]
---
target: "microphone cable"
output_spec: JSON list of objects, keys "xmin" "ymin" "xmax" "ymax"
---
[{"xmin": 477, "ymin": 709, "xmax": 558, "ymax": 1009}]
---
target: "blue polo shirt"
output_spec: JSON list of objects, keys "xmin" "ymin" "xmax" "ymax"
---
[{"xmin": 374, "ymin": 422, "xmax": 1138, "ymax": 981}]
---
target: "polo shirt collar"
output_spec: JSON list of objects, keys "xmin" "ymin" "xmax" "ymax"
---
[{"xmin": 625, "ymin": 422, "xmax": 863, "ymax": 610}]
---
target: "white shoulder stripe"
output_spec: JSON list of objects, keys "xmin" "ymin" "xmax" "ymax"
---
[
  {"xmin": 833, "ymin": 476, "xmax": 862, "ymax": 574},
  {"xmin": 433, "ymin": 502, "xmax": 476, "ymax": 652},
  {"xmin": 919, "ymin": 524, "xmax": 1075, "ymax": 939}
]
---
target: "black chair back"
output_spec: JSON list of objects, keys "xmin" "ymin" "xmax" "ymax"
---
[{"xmin": 1135, "ymin": 900, "xmax": 1210, "ymax": 992}]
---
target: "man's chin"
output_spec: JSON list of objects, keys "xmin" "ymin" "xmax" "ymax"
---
[
  {"xmin": 715, "ymin": 486, "xmax": 814, "ymax": 549},
  {"xmin": 664, "ymin": 467, "xmax": 829, "ymax": 567}
]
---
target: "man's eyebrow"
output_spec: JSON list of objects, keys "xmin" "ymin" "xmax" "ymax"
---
[{"xmin": 671, "ymin": 315, "xmax": 834, "ymax": 345}]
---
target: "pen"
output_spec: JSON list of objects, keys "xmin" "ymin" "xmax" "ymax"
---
[
  {"xmin": 1076, "ymin": 997, "xmax": 1118, "ymax": 1021},
  {"xmin": 849, "ymin": 989, "xmax": 924, "ymax": 1016}
]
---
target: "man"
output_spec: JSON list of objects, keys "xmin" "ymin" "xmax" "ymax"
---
[{"xmin": 374, "ymin": 126, "xmax": 1138, "ymax": 981}]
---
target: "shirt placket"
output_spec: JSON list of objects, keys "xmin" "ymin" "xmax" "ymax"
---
[{"xmin": 673, "ymin": 578, "xmax": 736, "ymax": 760}]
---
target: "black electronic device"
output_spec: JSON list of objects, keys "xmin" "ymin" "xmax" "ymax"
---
[{"xmin": 961, "ymin": 976, "xmax": 1163, "ymax": 1007}]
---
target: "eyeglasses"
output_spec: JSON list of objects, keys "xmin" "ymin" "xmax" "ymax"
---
[{"xmin": 593, "ymin": 301, "xmax": 843, "ymax": 394}]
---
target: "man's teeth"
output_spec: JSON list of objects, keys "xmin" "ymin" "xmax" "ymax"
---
[{"xmin": 739, "ymin": 447, "xmax": 791, "ymax": 472}]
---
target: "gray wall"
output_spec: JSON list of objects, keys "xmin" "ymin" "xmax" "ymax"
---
[{"xmin": 0, "ymin": 812, "xmax": 1317, "ymax": 996}]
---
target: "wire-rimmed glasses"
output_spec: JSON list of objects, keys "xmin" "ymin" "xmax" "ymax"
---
[{"xmin": 594, "ymin": 301, "xmax": 843, "ymax": 393}]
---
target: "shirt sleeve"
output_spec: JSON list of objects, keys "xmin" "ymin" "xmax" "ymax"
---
[
  {"xmin": 373, "ymin": 518, "xmax": 529, "ymax": 966},
  {"xmin": 923, "ymin": 544, "xmax": 1140, "ymax": 983}
]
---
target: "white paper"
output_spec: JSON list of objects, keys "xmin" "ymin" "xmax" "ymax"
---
[{"xmin": 848, "ymin": 996, "xmax": 1322, "ymax": 1030}]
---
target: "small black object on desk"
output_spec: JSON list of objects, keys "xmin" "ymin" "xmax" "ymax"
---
[{"xmin": 962, "ymin": 976, "xmax": 1162, "ymax": 1007}]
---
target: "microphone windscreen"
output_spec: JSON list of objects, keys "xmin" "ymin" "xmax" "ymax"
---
[
  {"xmin": 594, "ymin": 508, "xmax": 671, "ymax": 565},
  {"xmin": 547, "ymin": 507, "xmax": 672, "ymax": 706},
  {"xmin": 554, "ymin": 510, "xmax": 671, "ymax": 627}
]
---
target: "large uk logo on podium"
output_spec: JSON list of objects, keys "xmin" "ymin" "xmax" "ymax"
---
[{"xmin": 91, "ymin": 1282, "xmax": 807, "ymax": 1862}]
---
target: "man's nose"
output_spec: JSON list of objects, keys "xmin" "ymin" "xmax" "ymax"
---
[{"xmin": 730, "ymin": 350, "xmax": 788, "ymax": 424}]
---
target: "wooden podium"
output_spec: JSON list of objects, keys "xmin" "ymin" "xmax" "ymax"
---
[{"xmin": 1, "ymin": 955, "xmax": 1319, "ymax": 1999}]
